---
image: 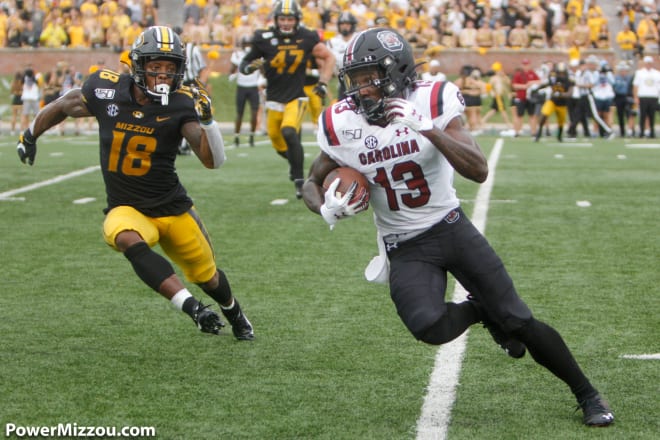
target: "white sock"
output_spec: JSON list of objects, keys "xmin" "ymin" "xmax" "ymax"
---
[
  {"xmin": 220, "ymin": 298, "xmax": 235, "ymax": 310},
  {"xmin": 170, "ymin": 289, "xmax": 193, "ymax": 311}
]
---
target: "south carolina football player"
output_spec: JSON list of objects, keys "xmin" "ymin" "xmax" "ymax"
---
[
  {"xmin": 16, "ymin": 26, "xmax": 254, "ymax": 340},
  {"xmin": 326, "ymin": 11, "xmax": 358, "ymax": 100},
  {"xmin": 301, "ymin": 28, "xmax": 613, "ymax": 426},
  {"xmin": 239, "ymin": 0, "xmax": 335, "ymax": 199}
]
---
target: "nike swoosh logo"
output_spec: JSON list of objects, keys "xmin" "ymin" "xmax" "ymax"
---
[{"xmin": 156, "ymin": 116, "xmax": 171, "ymax": 122}]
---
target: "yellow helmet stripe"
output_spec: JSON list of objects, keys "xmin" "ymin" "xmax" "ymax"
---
[{"xmin": 282, "ymin": 0, "xmax": 293, "ymax": 15}]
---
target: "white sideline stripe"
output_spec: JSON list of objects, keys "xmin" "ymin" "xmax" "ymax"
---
[
  {"xmin": 620, "ymin": 354, "xmax": 660, "ymax": 360},
  {"xmin": 0, "ymin": 166, "xmax": 100, "ymax": 199},
  {"xmin": 416, "ymin": 138, "xmax": 504, "ymax": 440}
]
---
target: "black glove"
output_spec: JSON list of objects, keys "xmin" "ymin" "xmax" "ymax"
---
[
  {"xmin": 17, "ymin": 129, "xmax": 37, "ymax": 166},
  {"xmin": 243, "ymin": 59, "xmax": 263, "ymax": 75},
  {"xmin": 191, "ymin": 79, "xmax": 213, "ymax": 125},
  {"xmin": 313, "ymin": 81, "xmax": 328, "ymax": 99}
]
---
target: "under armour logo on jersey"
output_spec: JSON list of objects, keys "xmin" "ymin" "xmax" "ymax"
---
[
  {"xmin": 395, "ymin": 127, "xmax": 410, "ymax": 137},
  {"xmin": 386, "ymin": 242, "xmax": 398, "ymax": 252}
]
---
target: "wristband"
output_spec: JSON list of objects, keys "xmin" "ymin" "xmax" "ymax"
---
[{"xmin": 201, "ymin": 121, "xmax": 226, "ymax": 168}]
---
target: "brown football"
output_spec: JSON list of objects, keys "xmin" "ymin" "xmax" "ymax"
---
[{"xmin": 322, "ymin": 167, "xmax": 370, "ymax": 208}]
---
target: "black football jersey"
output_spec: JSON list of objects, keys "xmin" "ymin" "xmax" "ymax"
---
[
  {"xmin": 548, "ymin": 73, "xmax": 573, "ymax": 106},
  {"xmin": 242, "ymin": 26, "xmax": 320, "ymax": 103},
  {"xmin": 81, "ymin": 70, "xmax": 198, "ymax": 217}
]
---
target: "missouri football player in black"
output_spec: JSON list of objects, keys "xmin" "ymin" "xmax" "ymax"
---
[
  {"xmin": 240, "ymin": 0, "xmax": 335, "ymax": 198},
  {"xmin": 17, "ymin": 26, "xmax": 254, "ymax": 340}
]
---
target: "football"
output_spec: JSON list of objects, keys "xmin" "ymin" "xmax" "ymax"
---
[{"xmin": 322, "ymin": 167, "xmax": 370, "ymax": 208}]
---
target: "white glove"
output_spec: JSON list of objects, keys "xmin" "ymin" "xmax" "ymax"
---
[
  {"xmin": 384, "ymin": 98, "xmax": 433, "ymax": 132},
  {"xmin": 319, "ymin": 178, "xmax": 359, "ymax": 230}
]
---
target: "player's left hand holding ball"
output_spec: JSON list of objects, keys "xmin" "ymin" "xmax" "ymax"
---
[
  {"xmin": 384, "ymin": 98, "xmax": 433, "ymax": 132},
  {"xmin": 17, "ymin": 129, "xmax": 37, "ymax": 166},
  {"xmin": 320, "ymin": 178, "xmax": 364, "ymax": 230},
  {"xmin": 191, "ymin": 79, "xmax": 213, "ymax": 125}
]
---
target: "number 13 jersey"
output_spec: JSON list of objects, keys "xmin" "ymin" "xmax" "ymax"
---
[{"xmin": 317, "ymin": 80, "xmax": 467, "ymax": 238}]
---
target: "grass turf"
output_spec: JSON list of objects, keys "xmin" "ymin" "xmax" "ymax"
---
[{"xmin": 0, "ymin": 131, "xmax": 658, "ymax": 439}]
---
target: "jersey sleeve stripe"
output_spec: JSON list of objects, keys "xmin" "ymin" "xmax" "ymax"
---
[
  {"xmin": 321, "ymin": 107, "xmax": 340, "ymax": 146},
  {"xmin": 430, "ymin": 81, "xmax": 447, "ymax": 119}
]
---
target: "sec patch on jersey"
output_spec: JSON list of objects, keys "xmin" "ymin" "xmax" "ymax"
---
[{"xmin": 322, "ymin": 167, "xmax": 370, "ymax": 208}]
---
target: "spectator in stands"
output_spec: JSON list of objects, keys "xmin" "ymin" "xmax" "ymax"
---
[
  {"xmin": 122, "ymin": 20, "xmax": 143, "ymax": 51},
  {"xmin": 19, "ymin": 18, "xmax": 39, "ymax": 47},
  {"xmin": 594, "ymin": 22, "xmax": 611, "ymax": 49},
  {"xmin": 571, "ymin": 16, "xmax": 591, "ymax": 48},
  {"xmin": 80, "ymin": 0, "xmax": 100, "ymax": 34},
  {"xmin": 529, "ymin": 21, "xmax": 549, "ymax": 48},
  {"xmin": 586, "ymin": 7, "xmax": 608, "ymax": 48},
  {"xmin": 458, "ymin": 18, "xmax": 478, "ymax": 48},
  {"xmin": 636, "ymin": 12, "xmax": 659, "ymax": 55},
  {"xmin": 39, "ymin": 16, "xmax": 68, "ymax": 48},
  {"xmin": 491, "ymin": 19, "xmax": 509, "ymax": 48},
  {"xmin": 508, "ymin": 19, "xmax": 530, "ymax": 48},
  {"xmin": 475, "ymin": 21, "xmax": 494, "ymax": 48},
  {"xmin": 67, "ymin": 13, "xmax": 88, "ymax": 48},
  {"xmin": 616, "ymin": 23, "xmax": 637, "ymax": 61},
  {"xmin": 6, "ymin": 10, "xmax": 24, "ymax": 48},
  {"xmin": 553, "ymin": 22, "xmax": 573, "ymax": 49}
]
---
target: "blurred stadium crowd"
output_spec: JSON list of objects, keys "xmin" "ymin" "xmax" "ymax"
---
[{"xmin": 0, "ymin": 0, "xmax": 658, "ymax": 53}]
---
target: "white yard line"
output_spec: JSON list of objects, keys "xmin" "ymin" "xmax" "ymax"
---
[
  {"xmin": 0, "ymin": 166, "xmax": 100, "ymax": 200},
  {"xmin": 416, "ymin": 138, "xmax": 504, "ymax": 440}
]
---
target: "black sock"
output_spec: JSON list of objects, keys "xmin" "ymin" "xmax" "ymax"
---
[{"xmin": 512, "ymin": 318, "xmax": 597, "ymax": 401}]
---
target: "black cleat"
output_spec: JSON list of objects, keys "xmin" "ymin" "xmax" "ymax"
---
[
  {"xmin": 249, "ymin": 134, "xmax": 255, "ymax": 147},
  {"xmin": 222, "ymin": 301, "xmax": 254, "ymax": 341},
  {"xmin": 578, "ymin": 394, "xmax": 614, "ymax": 427},
  {"xmin": 294, "ymin": 178, "xmax": 304, "ymax": 200},
  {"xmin": 192, "ymin": 302, "xmax": 224, "ymax": 335}
]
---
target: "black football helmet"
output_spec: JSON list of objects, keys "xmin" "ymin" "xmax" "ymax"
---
[
  {"xmin": 129, "ymin": 26, "xmax": 186, "ymax": 105},
  {"xmin": 272, "ymin": 0, "xmax": 302, "ymax": 37},
  {"xmin": 339, "ymin": 28, "xmax": 418, "ymax": 123},
  {"xmin": 337, "ymin": 12, "xmax": 357, "ymax": 37}
]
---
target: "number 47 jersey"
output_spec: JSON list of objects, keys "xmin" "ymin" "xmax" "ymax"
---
[{"xmin": 317, "ymin": 80, "xmax": 466, "ymax": 239}]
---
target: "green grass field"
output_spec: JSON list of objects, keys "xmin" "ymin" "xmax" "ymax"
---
[{"xmin": 0, "ymin": 130, "xmax": 658, "ymax": 439}]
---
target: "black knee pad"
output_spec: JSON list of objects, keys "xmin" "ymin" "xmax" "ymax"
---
[
  {"xmin": 281, "ymin": 126, "xmax": 298, "ymax": 145},
  {"xmin": 124, "ymin": 241, "xmax": 175, "ymax": 292}
]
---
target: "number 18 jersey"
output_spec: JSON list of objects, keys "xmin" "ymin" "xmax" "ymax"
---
[{"xmin": 81, "ymin": 70, "xmax": 199, "ymax": 217}]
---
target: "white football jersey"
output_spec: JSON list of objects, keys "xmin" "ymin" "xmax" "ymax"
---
[{"xmin": 317, "ymin": 80, "xmax": 466, "ymax": 239}]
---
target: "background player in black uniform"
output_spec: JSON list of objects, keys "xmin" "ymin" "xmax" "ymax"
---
[
  {"xmin": 240, "ymin": 0, "xmax": 335, "ymax": 198},
  {"xmin": 16, "ymin": 26, "xmax": 254, "ymax": 341},
  {"xmin": 532, "ymin": 62, "xmax": 574, "ymax": 142}
]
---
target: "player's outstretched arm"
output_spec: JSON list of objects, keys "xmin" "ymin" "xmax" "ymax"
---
[
  {"xmin": 17, "ymin": 89, "xmax": 91, "ymax": 166},
  {"xmin": 301, "ymin": 151, "xmax": 338, "ymax": 214}
]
